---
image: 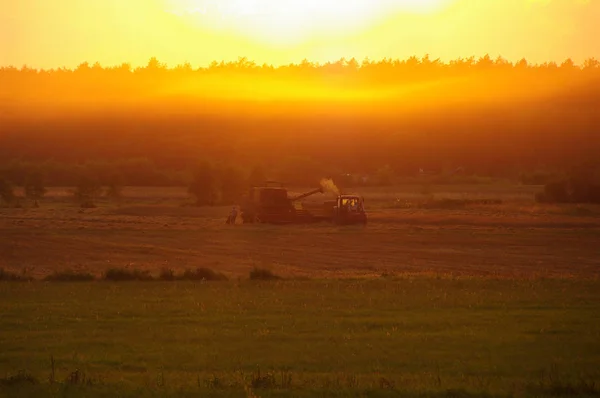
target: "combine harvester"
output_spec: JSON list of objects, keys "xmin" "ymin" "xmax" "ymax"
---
[{"xmin": 233, "ymin": 181, "xmax": 367, "ymax": 225}]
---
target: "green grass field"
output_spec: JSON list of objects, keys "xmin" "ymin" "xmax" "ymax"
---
[
  {"xmin": 1, "ymin": 185, "xmax": 599, "ymax": 397},
  {"xmin": 1, "ymin": 280, "xmax": 599, "ymax": 397}
]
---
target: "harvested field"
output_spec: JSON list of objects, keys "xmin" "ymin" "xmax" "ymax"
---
[{"xmin": 1, "ymin": 185, "xmax": 599, "ymax": 280}]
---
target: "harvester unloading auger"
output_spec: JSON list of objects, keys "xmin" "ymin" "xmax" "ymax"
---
[{"xmin": 230, "ymin": 181, "xmax": 367, "ymax": 225}]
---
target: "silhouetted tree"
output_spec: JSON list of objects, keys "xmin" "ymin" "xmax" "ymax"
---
[
  {"xmin": 188, "ymin": 161, "xmax": 218, "ymax": 206},
  {"xmin": 105, "ymin": 173, "xmax": 125, "ymax": 203},
  {"xmin": 0, "ymin": 177, "xmax": 15, "ymax": 206},
  {"xmin": 375, "ymin": 165, "xmax": 394, "ymax": 186},
  {"xmin": 248, "ymin": 165, "xmax": 267, "ymax": 187},
  {"xmin": 219, "ymin": 166, "xmax": 246, "ymax": 204},
  {"xmin": 73, "ymin": 174, "xmax": 102, "ymax": 208}
]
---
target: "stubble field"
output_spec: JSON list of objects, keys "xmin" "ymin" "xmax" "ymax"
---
[{"xmin": 1, "ymin": 184, "xmax": 599, "ymax": 397}]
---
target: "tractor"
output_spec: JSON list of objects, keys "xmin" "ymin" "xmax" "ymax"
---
[
  {"xmin": 309, "ymin": 195, "xmax": 367, "ymax": 225},
  {"xmin": 331, "ymin": 195, "xmax": 368, "ymax": 225}
]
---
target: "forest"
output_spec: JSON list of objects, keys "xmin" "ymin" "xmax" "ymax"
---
[{"xmin": 1, "ymin": 55, "xmax": 600, "ymax": 192}]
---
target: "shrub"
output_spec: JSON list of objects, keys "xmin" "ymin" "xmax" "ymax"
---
[
  {"xmin": 105, "ymin": 173, "xmax": 125, "ymax": 202},
  {"xmin": 73, "ymin": 173, "xmax": 103, "ymax": 208},
  {"xmin": 159, "ymin": 268, "xmax": 176, "ymax": 281},
  {"xmin": 188, "ymin": 161, "xmax": 219, "ymax": 206},
  {"xmin": 24, "ymin": 170, "xmax": 47, "ymax": 207},
  {"xmin": 0, "ymin": 371, "xmax": 38, "ymax": 387},
  {"xmin": 180, "ymin": 267, "xmax": 228, "ymax": 281},
  {"xmin": 251, "ymin": 368, "xmax": 277, "ymax": 389},
  {"xmin": 103, "ymin": 268, "xmax": 153, "ymax": 281},
  {"xmin": 249, "ymin": 267, "xmax": 281, "ymax": 281},
  {"xmin": 537, "ymin": 176, "xmax": 600, "ymax": 204},
  {"xmin": 0, "ymin": 177, "xmax": 16, "ymax": 206},
  {"xmin": 44, "ymin": 270, "xmax": 95, "ymax": 282},
  {"xmin": 540, "ymin": 181, "xmax": 570, "ymax": 203},
  {"xmin": 0, "ymin": 269, "xmax": 31, "ymax": 282}
]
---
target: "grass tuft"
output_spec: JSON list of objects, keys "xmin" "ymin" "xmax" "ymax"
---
[
  {"xmin": 249, "ymin": 267, "xmax": 282, "ymax": 281},
  {"xmin": 0, "ymin": 371, "xmax": 38, "ymax": 387},
  {"xmin": 527, "ymin": 378, "xmax": 599, "ymax": 397},
  {"xmin": 103, "ymin": 268, "xmax": 153, "ymax": 281},
  {"xmin": 250, "ymin": 368, "xmax": 278, "ymax": 389},
  {"xmin": 44, "ymin": 270, "xmax": 95, "ymax": 282}
]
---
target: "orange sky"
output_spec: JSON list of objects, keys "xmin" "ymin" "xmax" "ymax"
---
[{"xmin": 1, "ymin": 0, "xmax": 599, "ymax": 69}]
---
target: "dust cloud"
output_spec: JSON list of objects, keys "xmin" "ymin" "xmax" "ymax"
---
[{"xmin": 320, "ymin": 178, "xmax": 340, "ymax": 196}]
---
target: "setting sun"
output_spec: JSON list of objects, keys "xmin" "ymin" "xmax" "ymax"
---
[{"xmin": 167, "ymin": 0, "xmax": 450, "ymax": 44}]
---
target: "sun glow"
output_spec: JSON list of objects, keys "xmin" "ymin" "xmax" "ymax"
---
[{"xmin": 167, "ymin": 0, "xmax": 450, "ymax": 45}]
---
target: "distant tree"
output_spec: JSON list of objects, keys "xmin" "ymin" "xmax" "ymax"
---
[
  {"xmin": 0, "ymin": 177, "xmax": 15, "ymax": 206},
  {"xmin": 73, "ymin": 174, "xmax": 102, "ymax": 208},
  {"xmin": 24, "ymin": 170, "xmax": 47, "ymax": 207},
  {"xmin": 248, "ymin": 164, "xmax": 267, "ymax": 187},
  {"xmin": 146, "ymin": 57, "xmax": 165, "ymax": 70},
  {"xmin": 561, "ymin": 58, "xmax": 576, "ymax": 69},
  {"xmin": 277, "ymin": 156, "xmax": 323, "ymax": 186},
  {"xmin": 188, "ymin": 161, "xmax": 218, "ymax": 206},
  {"xmin": 515, "ymin": 58, "xmax": 529, "ymax": 69},
  {"xmin": 583, "ymin": 58, "xmax": 600, "ymax": 70},
  {"xmin": 219, "ymin": 166, "xmax": 246, "ymax": 204},
  {"xmin": 105, "ymin": 173, "xmax": 125, "ymax": 203},
  {"xmin": 375, "ymin": 165, "xmax": 395, "ymax": 186}
]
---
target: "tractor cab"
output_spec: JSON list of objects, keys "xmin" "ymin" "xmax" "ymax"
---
[{"xmin": 333, "ymin": 195, "xmax": 367, "ymax": 225}]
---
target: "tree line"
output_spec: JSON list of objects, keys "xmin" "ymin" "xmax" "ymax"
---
[
  {"xmin": 3, "ymin": 55, "xmax": 600, "ymax": 103},
  {"xmin": 2, "ymin": 158, "xmax": 599, "ymax": 207}
]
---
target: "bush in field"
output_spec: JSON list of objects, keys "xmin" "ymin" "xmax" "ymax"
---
[
  {"xmin": 73, "ymin": 173, "xmax": 103, "ymax": 208},
  {"xmin": 24, "ymin": 170, "xmax": 47, "ymax": 207},
  {"xmin": 375, "ymin": 165, "xmax": 395, "ymax": 186},
  {"xmin": 0, "ymin": 371, "xmax": 38, "ymax": 387},
  {"xmin": 159, "ymin": 268, "xmax": 176, "ymax": 281},
  {"xmin": 105, "ymin": 173, "xmax": 125, "ymax": 202},
  {"xmin": 188, "ymin": 161, "xmax": 219, "ymax": 206},
  {"xmin": 249, "ymin": 267, "xmax": 281, "ymax": 281},
  {"xmin": 536, "ymin": 181, "xmax": 570, "ymax": 203},
  {"xmin": 0, "ymin": 177, "xmax": 16, "ymax": 206},
  {"xmin": 44, "ymin": 270, "xmax": 95, "ymax": 282},
  {"xmin": 536, "ymin": 165, "xmax": 600, "ymax": 204},
  {"xmin": 0, "ymin": 269, "xmax": 32, "ymax": 282},
  {"xmin": 103, "ymin": 268, "xmax": 153, "ymax": 281},
  {"xmin": 180, "ymin": 268, "xmax": 228, "ymax": 281}
]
